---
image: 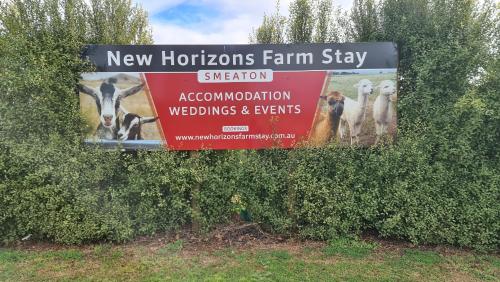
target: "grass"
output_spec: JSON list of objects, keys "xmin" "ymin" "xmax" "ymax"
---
[
  {"xmin": 323, "ymin": 237, "xmax": 378, "ymax": 259},
  {"xmin": 157, "ymin": 240, "xmax": 184, "ymax": 255},
  {"xmin": 328, "ymin": 72, "xmax": 397, "ymax": 100},
  {"xmin": 0, "ymin": 238, "xmax": 498, "ymax": 282}
]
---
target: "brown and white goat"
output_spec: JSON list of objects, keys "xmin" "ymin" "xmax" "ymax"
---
[{"xmin": 117, "ymin": 111, "xmax": 158, "ymax": 141}]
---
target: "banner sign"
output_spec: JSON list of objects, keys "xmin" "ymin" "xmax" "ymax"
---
[{"xmin": 80, "ymin": 43, "xmax": 398, "ymax": 150}]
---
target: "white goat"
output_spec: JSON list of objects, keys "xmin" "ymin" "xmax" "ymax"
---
[
  {"xmin": 373, "ymin": 80, "xmax": 396, "ymax": 143},
  {"xmin": 78, "ymin": 77, "xmax": 144, "ymax": 140},
  {"xmin": 339, "ymin": 79, "xmax": 374, "ymax": 145}
]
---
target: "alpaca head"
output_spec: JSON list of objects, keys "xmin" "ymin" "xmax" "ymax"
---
[
  {"xmin": 354, "ymin": 79, "xmax": 374, "ymax": 96},
  {"xmin": 376, "ymin": 80, "xmax": 396, "ymax": 97},
  {"xmin": 320, "ymin": 91, "xmax": 345, "ymax": 117},
  {"xmin": 320, "ymin": 91, "xmax": 345, "ymax": 137},
  {"xmin": 326, "ymin": 91, "xmax": 345, "ymax": 118}
]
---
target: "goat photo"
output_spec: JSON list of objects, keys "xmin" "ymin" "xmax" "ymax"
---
[
  {"xmin": 79, "ymin": 73, "xmax": 162, "ymax": 143},
  {"xmin": 309, "ymin": 69, "xmax": 397, "ymax": 146}
]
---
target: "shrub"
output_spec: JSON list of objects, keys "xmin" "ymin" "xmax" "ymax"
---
[{"xmin": 0, "ymin": 0, "xmax": 498, "ymax": 251}]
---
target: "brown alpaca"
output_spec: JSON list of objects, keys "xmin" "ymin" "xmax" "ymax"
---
[{"xmin": 309, "ymin": 91, "xmax": 345, "ymax": 146}]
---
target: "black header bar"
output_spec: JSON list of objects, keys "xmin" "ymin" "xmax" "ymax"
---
[{"xmin": 83, "ymin": 43, "xmax": 397, "ymax": 72}]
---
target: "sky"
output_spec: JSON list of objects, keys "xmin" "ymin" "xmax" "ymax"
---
[{"xmin": 132, "ymin": 0, "xmax": 353, "ymax": 44}]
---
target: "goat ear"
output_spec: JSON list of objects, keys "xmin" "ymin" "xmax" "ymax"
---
[
  {"xmin": 141, "ymin": 116, "xmax": 158, "ymax": 124},
  {"xmin": 121, "ymin": 83, "xmax": 144, "ymax": 98},
  {"xmin": 78, "ymin": 84, "xmax": 98, "ymax": 99}
]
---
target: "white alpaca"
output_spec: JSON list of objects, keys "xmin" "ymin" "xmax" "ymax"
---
[
  {"xmin": 373, "ymin": 80, "xmax": 396, "ymax": 143},
  {"xmin": 339, "ymin": 79, "xmax": 374, "ymax": 145}
]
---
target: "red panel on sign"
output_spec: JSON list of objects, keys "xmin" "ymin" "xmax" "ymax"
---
[{"xmin": 145, "ymin": 71, "xmax": 327, "ymax": 150}]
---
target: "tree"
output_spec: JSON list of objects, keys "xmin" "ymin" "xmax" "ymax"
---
[
  {"xmin": 249, "ymin": 0, "xmax": 500, "ymax": 250},
  {"xmin": 287, "ymin": 0, "xmax": 315, "ymax": 43},
  {"xmin": 0, "ymin": 0, "xmax": 155, "ymax": 243},
  {"xmin": 0, "ymin": 0, "xmax": 153, "ymax": 140},
  {"xmin": 252, "ymin": 0, "xmax": 352, "ymax": 44},
  {"xmin": 87, "ymin": 0, "xmax": 153, "ymax": 44},
  {"xmin": 350, "ymin": 0, "xmax": 380, "ymax": 41},
  {"xmin": 249, "ymin": 1, "xmax": 286, "ymax": 44},
  {"xmin": 313, "ymin": 0, "xmax": 332, "ymax": 43}
]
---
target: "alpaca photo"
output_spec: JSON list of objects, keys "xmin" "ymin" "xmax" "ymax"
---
[{"xmin": 309, "ymin": 69, "xmax": 397, "ymax": 146}]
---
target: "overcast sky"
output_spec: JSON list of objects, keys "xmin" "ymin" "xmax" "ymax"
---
[{"xmin": 132, "ymin": 0, "xmax": 353, "ymax": 44}]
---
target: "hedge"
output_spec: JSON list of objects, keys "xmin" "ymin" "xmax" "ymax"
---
[{"xmin": 0, "ymin": 0, "xmax": 498, "ymax": 251}]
